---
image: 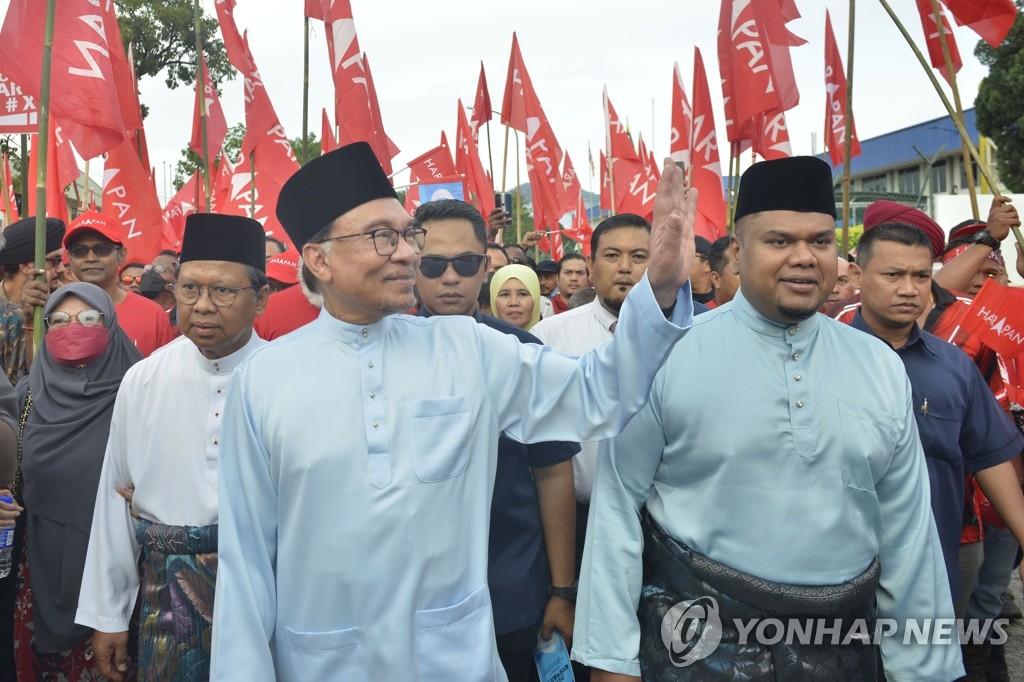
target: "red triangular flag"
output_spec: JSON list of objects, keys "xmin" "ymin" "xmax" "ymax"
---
[
  {"xmin": 407, "ymin": 143, "xmax": 458, "ymax": 182},
  {"xmin": 824, "ymin": 11, "xmax": 862, "ymax": 167},
  {"xmin": 604, "ymin": 88, "xmax": 639, "ymax": 162},
  {"xmin": 161, "ymin": 172, "xmax": 198, "ymax": 250},
  {"xmin": 500, "ymin": 33, "xmax": 529, "ymax": 134},
  {"xmin": 752, "ymin": 111, "xmax": 793, "ymax": 161},
  {"xmin": 471, "ymin": 61, "xmax": 492, "ymax": 142},
  {"xmin": 27, "ymin": 120, "xmax": 79, "ymax": 223},
  {"xmin": 916, "ymin": 0, "xmax": 963, "ymax": 86},
  {"xmin": 304, "ymin": 0, "xmax": 324, "ymax": 20},
  {"xmin": 456, "ymin": 100, "xmax": 495, "ymax": 218},
  {"xmin": 102, "ymin": 138, "xmax": 164, "ymax": 263},
  {"xmin": 220, "ymin": 128, "xmax": 298, "ymax": 250},
  {"xmin": 321, "ymin": 108, "xmax": 338, "ymax": 155},
  {"xmin": 959, "ymin": 279, "xmax": 1024, "ymax": 358},
  {"xmin": 943, "ymin": 0, "xmax": 1017, "ymax": 48},
  {"xmin": 691, "ymin": 47, "xmax": 727, "ymax": 240},
  {"xmin": 2, "ymin": 153, "xmax": 18, "ymax": 222},
  {"xmin": 190, "ymin": 52, "xmax": 228, "ymax": 163},
  {"xmin": 669, "ymin": 62, "xmax": 693, "ymax": 168},
  {"xmin": 563, "ymin": 190, "xmax": 594, "ymax": 257}
]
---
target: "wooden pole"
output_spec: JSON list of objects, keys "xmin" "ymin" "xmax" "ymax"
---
[
  {"xmin": 727, "ymin": 144, "xmax": 739, "ymax": 232},
  {"xmin": 514, "ymin": 129, "xmax": 522, "ymax": 243},
  {"xmin": 193, "ymin": 0, "xmax": 211, "ymax": 212},
  {"xmin": 877, "ymin": 0, "xmax": 1023, "ymax": 249},
  {"xmin": 19, "ymin": 135, "xmax": 27, "ymax": 206},
  {"xmin": 485, "ymin": 118, "xmax": 494, "ymax": 184},
  {"xmin": 927, "ymin": 0, "xmax": 979, "ymax": 220},
  {"xmin": 302, "ymin": 16, "xmax": 310, "ymax": 165},
  {"xmin": 250, "ymin": 151, "xmax": 256, "ymax": 216},
  {"xmin": 0, "ymin": 154, "xmax": 14, "ymax": 222},
  {"xmin": 500, "ymin": 125, "xmax": 510, "ymax": 192},
  {"xmin": 33, "ymin": 0, "xmax": 58, "ymax": 349},
  {"xmin": 840, "ymin": 0, "xmax": 857, "ymax": 259}
]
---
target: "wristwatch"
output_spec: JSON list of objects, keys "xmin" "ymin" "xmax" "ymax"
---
[
  {"xmin": 969, "ymin": 230, "xmax": 1001, "ymax": 250},
  {"xmin": 550, "ymin": 584, "xmax": 578, "ymax": 602}
]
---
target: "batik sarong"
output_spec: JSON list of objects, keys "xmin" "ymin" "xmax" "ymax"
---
[{"xmin": 135, "ymin": 519, "xmax": 217, "ymax": 682}]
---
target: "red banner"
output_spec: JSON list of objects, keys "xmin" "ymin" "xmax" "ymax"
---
[
  {"xmin": 0, "ymin": 70, "xmax": 37, "ymax": 134},
  {"xmin": 102, "ymin": 138, "xmax": 164, "ymax": 263},
  {"xmin": 190, "ymin": 52, "xmax": 228, "ymax": 164},
  {"xmin": 455, "ymin": 100, "xmax": 495, "ymax": 218},
  {"xmin": 916, "ymin": 0, "xmax": 962, "ymax": 86},
  {"xmin": 691, "ymin": 47, "xmax": 726, "ymax": 241},
  {"xmin": 471, "ymin": 61, "xmax": 492, "ymax": 142},
  {"xmin": 669, "ymin": 63, "xmax": 693, "ymax": 168},
  {"xmin": 604, "ymin": 89, "xmax": 639, "ymax": 162},
  {"xmin": 960, "ymin": 279, "xmax": 1024, "ymax": 359},
  {"xmin": 407, "ymin": 143, "xmax": 457, "ymax": 182},
  {"xmin": 943, "ymin": 0, "xmax": 1017, "ymax": 48},
  {"xmin": 824, "ymin": 11, "xmax": 861, "ymax": 167}
]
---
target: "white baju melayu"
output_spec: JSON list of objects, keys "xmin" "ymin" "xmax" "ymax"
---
[
  {"xmin": 531, "ymin": 297, "xmax": 618, "ymax": 502},
  {"xmin": 210, "ymin": 274, "xmax": 691, "ymax": 682},
  {"xmin": 75, "ymin": 333, "xmax": 267, "ymax": 634}
]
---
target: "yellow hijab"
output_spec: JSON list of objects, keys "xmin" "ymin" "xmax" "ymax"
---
[{"xmin": 489, "ymin": 264, "xmax": 542, "ymax": 330}]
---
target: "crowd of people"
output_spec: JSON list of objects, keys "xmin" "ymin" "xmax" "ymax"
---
[{"xmin": 0, "ymin": 145, "xmax": 1015, "ymax": 682}]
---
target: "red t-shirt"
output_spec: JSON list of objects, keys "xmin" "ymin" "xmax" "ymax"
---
[
  {"xmin": 254, "ymin": 285, "xmax": 320, "ymax": 341},
  {"xmin": 116, "ymin": 291, "xmax": 176, "ymax": 357}
]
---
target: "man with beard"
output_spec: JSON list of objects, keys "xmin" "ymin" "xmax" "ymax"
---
[{"xmin": 574, "ymin": 157, "xmax": 962, "ymax": 681}]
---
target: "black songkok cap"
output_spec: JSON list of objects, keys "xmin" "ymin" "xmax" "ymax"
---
[
  {"xmin": 0, "ymin": 216, "xmax": 65, "ymax": 266},
  {"xmin": 276, "ymin": 141, "xmax": 398, "ymax": 247},
  {"xmin": 180, "ymin": 214, "xmax": 266, "ymax": 272},
  {"xmin": 694, "ymin": 236, "xmax": 713, "ymax": 259},
  {"xmin": 734, "ymin": 156, "xmax": 837, "ymax": 222}
]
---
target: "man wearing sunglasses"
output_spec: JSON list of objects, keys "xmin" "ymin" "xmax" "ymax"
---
[
  {"xmin": 412, "ymin": 199, "xmax": 580, "ymax": 682},
  {"xmin": 63, "ymin": 212, "xmax": 174, "ymax": 358},
  {"xmin": 210, "ymin": 141, "xmax": 696, "ymax": 681}
]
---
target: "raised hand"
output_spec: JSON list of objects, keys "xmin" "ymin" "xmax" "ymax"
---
[{"xmin": 647, "ymin": 159, "xmax": 698, "ymax": 308}]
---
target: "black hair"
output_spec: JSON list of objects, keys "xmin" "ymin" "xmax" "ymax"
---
[
  {"xmin": 709, "ymin": 236, "xmax": 733, "ymax": 275},
  {"xmin": 856, "ymin": 222, "xmax": 931, "ymax": 267},
  {"xmin": 558, "ymin": 253, "xmax": 586, "ymax": 274},
  {"xmin": 590, "ymin": 213, "xmax": 651, "ymax": 255},
  {"xmin": 412, "ymin": 200, "xmax": 487, "ymax": 248}
]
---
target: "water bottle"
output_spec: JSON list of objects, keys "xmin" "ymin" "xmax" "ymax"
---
[{"xmin": 0, "ymin": 495, "xmax": 15, "ymax": 579}]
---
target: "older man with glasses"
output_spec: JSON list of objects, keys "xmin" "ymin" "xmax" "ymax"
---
[
  {"xmin": 76, "ymin": 214, "xmax": 270, "ymax": 682},
  {"xmin": 63, "ymin": 212, "xmax": 174, "ymax": 357}
]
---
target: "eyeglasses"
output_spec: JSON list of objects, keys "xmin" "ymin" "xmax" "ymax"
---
[
  {"xmin": 45, "ymin": 309, "xmax": 104, "ymax": 329},
  {"xmin": 120, "ymin": 275, "xmax": 143, "ymax": 286},
  {"xmin": 318, "ymin": 227, "xmax": 427, "ymax": 256},
  {"xmin": 418, "ymin": 254, "xmax": 487, "ymax": 279},
  {"xmin": 45, "ymin": 256, "xmax": 64, "ymax": 269},
  {"xmin": 69, "ymin": 243, "xmax": 117, "ymax": 259},
  {"xmin": 172, "ymin": 282, "xmax": 259, "ymax": 307}
]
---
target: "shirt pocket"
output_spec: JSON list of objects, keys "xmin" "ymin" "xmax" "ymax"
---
[
  {"xmin": 281, "ymin": 625, "xmax": 368, "ymax": 680},
  {"xmin": 837, "ymin": 399, "xmax": 895, "ymax": 494},
  {"xmin": 911, "ymin": 394, "xmax": 961, "ymax": 466},
  {"xmin": 414, "ymin": 584, "xmax": 498, "ymax": 681},
  {"xmin": 404, "ymin": 394, "xmax": 474, "ymax": 482}
]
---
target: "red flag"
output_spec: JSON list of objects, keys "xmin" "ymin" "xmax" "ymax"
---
[
  {"xmin": 500, "ymin": 33, "xmax": 529, "ymax": 133},
  {"xmin": 471, "ymin": 62, "xmax": 492, "ymax": 142},
  {"xmin": 717, "ymin": 0, "xmax": 804, "ymax": 146},
  {"xmin": 104, "ymin": 2, "xmax": 142, "ymax": 138},
  {"xmin": 604, "ymin": 88, "xmax": 639, "ymax": 161},
  {"xmin": 214, "ymin": 0, "xmax": 284, "ymax": 155},
  {"xmin": 669, "ymin": 63, "xmax": 693, "ymax": 167},
  {"xmin": 363, "ymin": 53, "xmax": 399, "ymax": 173},
  {"xmin": 190, "ymin": 52, "xmax": 228, "ymax": 163},
  {"xmin": 0, "ymin": 70, "xmax": 38, "ymax": 134},
  {"xmin": 2, "ymin": 153, "xmax": 18, "ymax": 222},
  {"xmin": 916, "ymin": 0, "xmax": 962, "ymax": 86},
  {"xmin": 599, "ymin": 151, "xmax": 611, "ymax": 212},
  {"xmin": 0, "ymin": 0, "xmax": 127, "ymax": 158},
  {"xmin": 304, "ymin": 0, "xmax": 324, "ymax": 20},
  {"xmin": 407, "ymin": 143, "xmax": 457, "ymax": 182},
  {"xmin": 563, "ymin": 190, "xmax": 594, "ymax": 256},
  {"xmin": 101, "ymin": 138, "xmax": 164, "ymax": 263},
  {"xmin": 321, "ymin": 108, "xmax": 338, "ymax": 155},
  {"xmin": 210, "ymin": 152, "xmax": 236, "ymax": 213},
  {"xmin": 691, "ymin": 48, "xmax": 727, "ymax": 241},
  {"xmin": 455, "ymin": 100, "xmax": 495, "ymax": 218},
  {"xmin": 959, "ymin": 279, "xmax": 1024, "ymax": 358},
  {"xmin": 161, "ymin": 172, "xmax": 198, "ymax": 250},
  {"xmin": 824, "ymin": 11, "xmax": 862, "ymax": 167},
  {"xmin": 534, "ymin": 199, "xmax": 564, "ymax": 259},
  {"xmin": 499, "ymin": 34, "xmax": 572, "ymax": 219},
  {"xmin": 561, "ymin": 152, "xmax": 582, "ymax": 201},
  {"xmin": 220, "ymin": 125, "xmax": 299, "ymax": 250},
  {"xmin": 752, "ymin": 111, "xmax": 793, "ymax": 161},
  {"xmin": 943, "ymin": 0, "xmax": 1018, "ymax": 48},
  {"xmin": 27, "ymin": 120, "xmax": 79, "ymax": 223}
]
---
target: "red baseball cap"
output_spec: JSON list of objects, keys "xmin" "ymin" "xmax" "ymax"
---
[
  {"xmin": 265, "ymin": 249, "xmax": 299, "ymax": 285},
  {"xmin": 64, "ymin": 211, "xmax": 123, "ymax": 248}
]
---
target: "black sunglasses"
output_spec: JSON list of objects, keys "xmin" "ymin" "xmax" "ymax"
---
[{"xmin": 418, "ymin": 254, "xmax": 487, "ymax": 279}]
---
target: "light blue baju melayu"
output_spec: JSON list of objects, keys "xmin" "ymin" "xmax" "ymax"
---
[
  {"xmin": 572, "ymin": 291, "xmax": 964, "ymax": 681},
  {"xmin": 210, "ymin": 274, "xmax": 691, "ymax": 681}
]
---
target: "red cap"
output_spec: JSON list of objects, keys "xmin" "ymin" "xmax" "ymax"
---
[
  {"xmin": 64, "ymin": 211, "xmax": 122, "ymax": 248},
  {"xmin": 265, "ymin": 250, "xmax": 299, "ymax": 285}
]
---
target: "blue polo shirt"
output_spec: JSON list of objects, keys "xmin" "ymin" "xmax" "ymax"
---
[
  {"xmin": 415, "ymin": 308, "xmax": 580, "ymax": 635},
  {"xmin": 851, "ymin": 312, "xmax": 1023, "ymax": 596}
]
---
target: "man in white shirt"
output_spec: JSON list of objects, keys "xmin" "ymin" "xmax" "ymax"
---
[{"xmin": 76, "ymin": 214, "xmax": 270, "ymax": 682}]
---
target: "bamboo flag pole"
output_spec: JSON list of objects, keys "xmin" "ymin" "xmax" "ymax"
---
[
  {"xmin": 840, "ymin": 0, "xmax": 857, "ymax": 259},
  {"xmin": 0, "ymin": 154, "xmax": 13, "ymax": 221},
  {"xmin": 19, "ymin": 135, "xmax": 27, "ymax": 205},
  {"xmin": 485, "ymin": 118, "xmax": 494, "ymax": 185},
  {"xmin": 727, "ymin": 143, "xmax": 739, "ymax": 231},
  {"xmin": 33, "ymin": 0, "xmax": 57, "ymax": 349},
  {"xmin": 250, "ymin": 151, "xmax": 256, "ymax": 216},
  {"xmin": 301, "ymin": 16, "xmax": 310, "ymax": 165},
  {"xmin": 500, "ymin": 125, "xmax": 510, "ymax": 192},
  {"xmin": 193, "ymin": 0, "xmax": 211, "ymax": 212},
  {"xmin": 928, "ymin": 0, "xmax": 979, "ymax": 220},
  {"xmin": 603, "ymin": 87, "xmax": 616, "ymax": 217},
  {"xmin": 514, "ymin": 130, "xmax": 521, "ymax": 244},
  {"xmin": 877, "ymin": 0, "xmax": 1024, "ymax": 249}
]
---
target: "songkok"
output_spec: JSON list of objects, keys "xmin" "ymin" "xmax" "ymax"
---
[
  {"xmin": 64, "ymin": 211, "xmax": 123, "ymax": 248},
  {"xmin": 265, "ymin": 249, "xmax": 299, "ymax": 285},
  {"xmin": 863, "ymin": 200, "xmax": 945, "ymax": 260},
  {"xmin": 277, "ymin": 141, "xmax": 398, "ymax": 247},
  {"xmin": 0, "ymin": 216, "xmax": 65, "ymax": 266},
  {"xmin": 180, "ymin": 214, "xmax": 266, "ymax": 272},
  {"xmin": 694, "ymin": 236, "xmax": 712, "ymax": 260},
  {"xmin": 734, "ymin": 156, "xmax": 837, "ymax": 222},
  {"xmin": 949, "ymin": 219, "xmax": 987, "ymax": 243}
]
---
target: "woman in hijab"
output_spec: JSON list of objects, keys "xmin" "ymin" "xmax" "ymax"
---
[
  {"xmin": 490, "ymin": 264, "xmax": 542, "ymax": 331},
  {"xmin": 13, "ymin": 282, "xmax": 142, "ymax": 680}
]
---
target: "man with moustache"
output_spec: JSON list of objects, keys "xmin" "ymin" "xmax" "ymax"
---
[
  {"xmin": 209, "ymin": 142, "xmax": 697, "ymax": 681},
  {"xmin": 574, "ymin": 157, "xmax": 963, "ymax": 681}
]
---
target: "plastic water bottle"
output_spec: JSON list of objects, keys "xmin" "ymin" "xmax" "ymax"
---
[{"xmin": 0, "ymin": 495, "xmax": 14, "ymax": 579}]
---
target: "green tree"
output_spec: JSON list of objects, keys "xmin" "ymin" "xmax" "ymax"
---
[
  {"xmin": 116, "ymin": 0, "xmax": 232, "ymax": 93},
  {"xmin": 291, "ymin": 133, "xmax": 322, "ymax": 167},
  {"xmin": 974, "ymin": 4, "xmax": 1024, "ymax": 191}
]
